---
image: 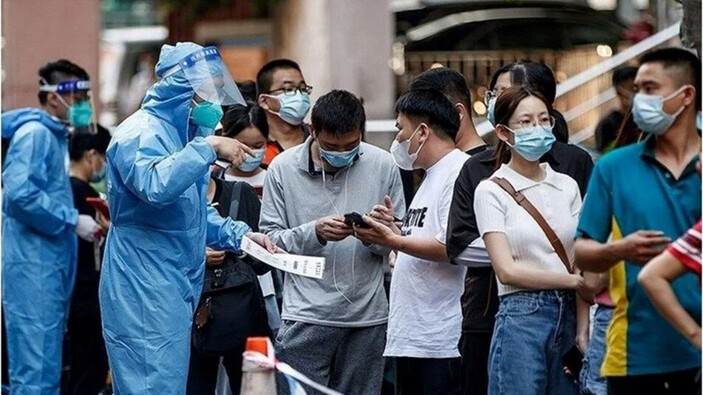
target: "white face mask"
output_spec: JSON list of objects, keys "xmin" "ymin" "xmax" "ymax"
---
[{"xmin": 390, "ymin": 125, "xmax": 425, "ymax": 171}]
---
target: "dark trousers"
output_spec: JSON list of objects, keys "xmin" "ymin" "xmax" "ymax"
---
[
  {"xmin": 459, "ymin": 332, "xmax": 491, "ymax": 395},
  {"xmin": 608, "ymin": 368, "xmax": 700, "ymax": 395},
  {"xmin": 64, "ymin": 314, "xmax": 109, "ymax": 395},
  {"xmin": 396, "ymin": 357, "xmax": 461, "ymax": 395},
  {"xmin": 187, "ymin": 347, "xmax": 244, "ymax": 395}
]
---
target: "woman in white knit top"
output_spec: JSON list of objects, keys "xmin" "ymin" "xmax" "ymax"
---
[{"xmin": 474, "ymin": 87, "xmax": 589, "ymax": 395}]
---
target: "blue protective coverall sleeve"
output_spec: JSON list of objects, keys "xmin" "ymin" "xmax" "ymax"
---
[
  {"xmin": 113, "ymin": 135, "xmax": 217, "ymax": 208},
  {"xmin": 3, "ymin": 124, "xmax": 78, "ymax": 235},
  {"xmin": 206, "ymin": 205, "xmax": 251, "ymax": 252}
]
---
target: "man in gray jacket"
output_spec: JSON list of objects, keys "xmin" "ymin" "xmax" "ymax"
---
[{"xmin": 260, "ymin": 90, "xmax": 405, "ymax": 394}]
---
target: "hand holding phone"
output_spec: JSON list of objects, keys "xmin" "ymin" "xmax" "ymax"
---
[
  {"xmin": 562, "ymin": 345, "xmax": 584, "ymax": 383},
  {"xmin": 344, "ymin": 212, "xmax": 370, "ymax": 228}
]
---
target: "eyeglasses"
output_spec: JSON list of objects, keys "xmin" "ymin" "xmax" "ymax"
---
[
  {"xmin": 507, "ymin": 116, "xmax": 556, "ymax": 130},
  {"xmin": 267, "ymin": 85, "xmax": 313, "ymax": 96}
]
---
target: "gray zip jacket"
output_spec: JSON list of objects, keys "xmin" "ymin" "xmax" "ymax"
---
[{"xmin": 260, "ymin": 137, "xmax": 405, "ymax": 327}]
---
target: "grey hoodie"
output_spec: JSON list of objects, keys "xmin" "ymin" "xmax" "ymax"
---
[{"xmin": 260, "ymin": 137, "xmax": 405, "ymax": 327}]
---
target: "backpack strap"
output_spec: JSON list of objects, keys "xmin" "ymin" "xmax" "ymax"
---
[
  {"xmin": 228, "ymin": 181, "xmax": 244, "ymax": 221},
  {"xmin": 490, "ymin": 177, "xmax": 573, "ymax": 274}
]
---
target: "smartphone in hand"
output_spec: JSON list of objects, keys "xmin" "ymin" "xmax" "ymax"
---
[
  {"xmin": 344, "ymin": 212, "xmax": 370, "ymax": 228},
  {"xmin": 562, "ymin": 345, "xmax": 584, "ymax": 382}
]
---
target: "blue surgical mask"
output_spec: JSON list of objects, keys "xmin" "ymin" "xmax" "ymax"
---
[
  {"xmin": 190, "ymin": 100, "xmax": 224, "ymax": 129},
  {"xmin": 271, "ymin": 92, "xmax": 310, "ymax": 125},
  {"xmin": 696, "ymin": 111, "xmax": 701, "ymax": 130},
  {"xmin": 91, "ymin": 163, "xmax": 107, "ymax": 183},
  {"xmin": 487, "ymin": 97, "xmax": 497, "ymax": 126},
  {"xmin": 319, "ymin": 145, "xmax": 360, "ymax": 168},
  {"xmin": 237, "ymin": 148, "xmax": 265, "ymax": 172},
  {"xmin": 505, "ymin": 124, "xmax": 556, "ymax": 162},
  {"xmin": 90, "ymin": 153, "xmax": 107, "ymax": 183},
  {"xmin": 632, "ymin": 87, "xmax": 687, "ymax": 135}
]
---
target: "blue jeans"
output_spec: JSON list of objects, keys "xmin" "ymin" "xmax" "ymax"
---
[
  {"xmin": 489, "ymin": 290, "xmax": 579, "ymax": 395},
  {"xmin": 580, "ymin": 305, "xmax": 613, "ymax": 395}
]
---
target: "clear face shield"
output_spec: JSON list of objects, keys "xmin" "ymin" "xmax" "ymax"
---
[
  {"xmin": 162, "ymin": 46, "xmax": 245, "ymax": 106},
  {"xmin": 39, "ymin": 79, "xmax": 96, "ymax": 134}
]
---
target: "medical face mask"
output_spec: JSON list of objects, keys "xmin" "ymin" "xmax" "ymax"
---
[
  {"xmin": 190, "ymin": 100, "xmax": 224, "ymax": 129},
  {"xmin": 91, "ymin": 160, "xmax": 107, "ymax": 183},
  {"xmin": 504, "ymin": 124, "xmax": 556, "ymax": 162},
  {"xmin": 269, "ymin": 92, "xmax": 310, "ymax": 125},
  {"xmin": 319, "ymin": 145, "xmax": 360, "ymax": 168},
  {"xmin": 632, "ymin": 87, "xmax": 687, "ymax": 135},
  {"xmin": 237, "ymin": 148, "xmax": 265, "ymax": 172},
  {"xmin": 391, "ymin": 125, "xmax": 425, "ymax": 171},
  {"xmin": 56, "ymin": 94, "xmax": 93, "ymax": 128},
  {"xmin": 487, "ymin": 97, "xmax": 497, "ymax": 126}
]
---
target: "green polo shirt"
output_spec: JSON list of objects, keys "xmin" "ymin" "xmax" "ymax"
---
[{"xmin": 577, "ymin": 136, "xmax": 701, "ymax": 376}]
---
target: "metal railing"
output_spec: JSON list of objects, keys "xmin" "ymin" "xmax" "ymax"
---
[{"xmin": 367, "ymin": 22, "xmax": 683, "ymax": 147}]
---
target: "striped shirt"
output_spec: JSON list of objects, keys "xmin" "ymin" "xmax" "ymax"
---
[{"xmin": 668, "ymin": 220, "xmax": 702, "ymax": 276}]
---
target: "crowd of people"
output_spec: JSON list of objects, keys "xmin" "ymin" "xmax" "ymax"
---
[{"xmin": 0, "ymin": 40, "xmax": 701, "ymax": 395}]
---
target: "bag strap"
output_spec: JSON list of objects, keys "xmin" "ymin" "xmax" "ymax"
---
[
  {"xmin": 490, "ymin": 177, "xmax": 573, "ymax": 274},
  {"xmin": 228, "ymin": 181, "xmax": 244, "ymax": 221}
]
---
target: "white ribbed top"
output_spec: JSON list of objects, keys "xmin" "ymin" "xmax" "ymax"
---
[{"xmin": 474, "ymin": 163, "xmax": 581, "ymax": 296}]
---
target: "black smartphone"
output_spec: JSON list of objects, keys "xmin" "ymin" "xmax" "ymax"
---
[
  {"xmin": 344, "ymin": 212, "xmax": 370, "ymax": 228},
  {"xmin": 562, "ymin": 345, "xmax": 584, "ymax": 382}
]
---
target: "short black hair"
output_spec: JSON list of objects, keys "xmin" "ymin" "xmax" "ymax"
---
[
  {"xmin": 236, "ymin": 80, "xmax": 257, "ymax": 102},
  {"xmin": 311, "ymin": 90, "xmax": 366, "ymax": 136},
  {"xmin": 256, "ymin": 59, "xmax": 302, "ymax": 96},
  {"xmin": 639, "ymin": 47, "xmax": 701, "ymax": 110},
  {"xmin": 612, "ymin": 66, "xmax": 638, "ymax": 87},
  {"xmin": 38, "ymin": 59, "xmax": 89, "ymax": 105},
  {"xmin": 222, "ymin": 102, "xmax": 269, "ymax": 139},
  {"xmin": 409, "ymin": 67, "xmax": 472, "ymax": 115},
  {"xmin": 395, "ymin": 88, "xmax": 460, "ymax": 141},
  {"xmin": 68, "ymin": 125, "xmax": 111, "ymax": 161}
]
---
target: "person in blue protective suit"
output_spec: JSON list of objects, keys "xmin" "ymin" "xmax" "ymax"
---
[
  {"xmin": 99, "ymin": 42, "xmax": 278, "ymax": 395},
  {"xmin": 2, "ymin": 59, "xmax": 103, "ymax": 395}
]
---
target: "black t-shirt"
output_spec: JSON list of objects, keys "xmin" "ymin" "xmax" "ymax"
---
[
  {"xmin": 69, "ymin": 177, "xmax": 103, "ymax": 318},
  {"xmin": 595, "ymin": 110, "xmax": 624, "ymax": 152},
  {"xmin": 466, "ymin": 144, "xmax": 490, "ymax": 156}
]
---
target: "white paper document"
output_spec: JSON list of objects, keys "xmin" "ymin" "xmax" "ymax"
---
[{"xmin": 240, "ymin": 236, "xmax": 326, "ymax": 279}]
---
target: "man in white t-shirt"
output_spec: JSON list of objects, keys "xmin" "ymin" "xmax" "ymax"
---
[{"xmin": 355, "ymin": 87, "xmax": 469, "ymax": 395}]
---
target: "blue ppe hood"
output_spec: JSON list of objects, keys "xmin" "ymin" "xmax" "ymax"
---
[{"xmin": 2, "ymin": 108, "xmax": 67, "ymax": 140}]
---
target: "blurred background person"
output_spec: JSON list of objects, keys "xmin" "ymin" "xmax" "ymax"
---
[
  {"xmin": 236, "ymin": 80, "xmax": 258, "ymax": 103},
  {"xmin": 594, "ymin": 66, "xmax": 638, "ymax": 153},
  {"xmin": 122, "ymin": 52, "xmax": 157, "ymax": 116},
  {"xmin": 64, "ymin": 126, "xmax": 112, "ymax": 395},
  {"xmin": 256, "ymin": 59, "xmax": 312, "ymax": 167},
  {"xmin": 408, "ymin": 67, "xmax": 487, "ymax": 154},
  {"xmin": 2, "ymin": 59, "xmax": 101, "ymax": 394}
]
